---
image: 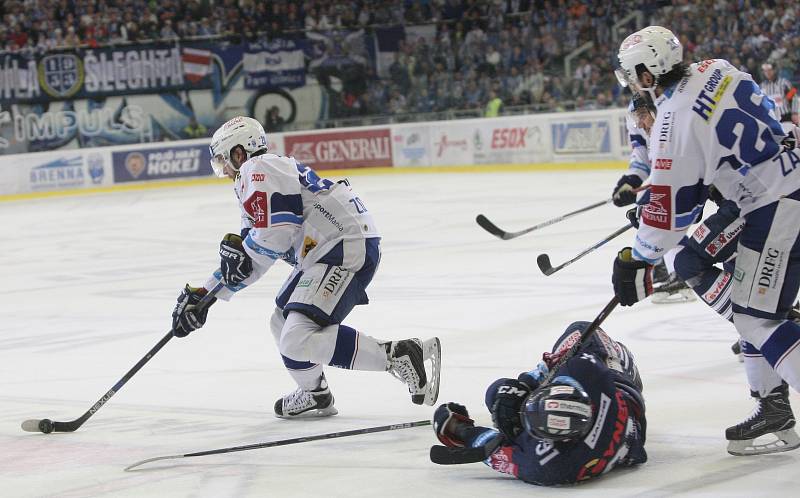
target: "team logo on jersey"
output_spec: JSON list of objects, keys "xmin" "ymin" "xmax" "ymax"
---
[
  {"xmin": 692, "ymin": 69, "xmax": 732, "ymax": 121},
  {"xmin": 124, "ymin": 152, "xmax": 146, "ymax": 178},
  {"xmin": 703, "ymin": 272, "xmax": 731, "ymax": 303},
  {"xmin": 696, "ymin": 59, "xmax": 717, "ymax": 73},
  {"xmin": 641, "ymin": 185, "xmax": 671, "ymax": 229},
  {"xmin": 244, "ymin": 191, "xmax": 269, "ymax": 228},
  {"xmin": 654, "ymin": 158, "xmax": 672, "ymax": 170},
  {"xmin": 692, "ymin": 223, "xmax": 709, "ymax": 242}
]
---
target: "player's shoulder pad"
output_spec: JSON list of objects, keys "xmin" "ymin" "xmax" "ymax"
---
[{"xmin": 240, "ymin": 154, "xmax": 296, "ymax": 183}]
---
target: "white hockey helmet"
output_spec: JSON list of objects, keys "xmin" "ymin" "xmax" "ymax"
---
[
  {"xmin": 616, "ymin": 26, "xmax": 682, "ymax": 90},
  {"xmin": 209, "ymin": 116, "xmax": 268, "ymax": 177}
]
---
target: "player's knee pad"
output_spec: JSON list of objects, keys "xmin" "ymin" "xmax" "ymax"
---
[
  {"xmin": 278, "ymin": 312, "xmax": 320, "ymax": 360},
  {"xmin": 279, "ymin": 311, "xmax": 342, "ymax": 365},
  {"xmin": 269, "ymin": 307, "xmax": 285, "ymax": 346}
]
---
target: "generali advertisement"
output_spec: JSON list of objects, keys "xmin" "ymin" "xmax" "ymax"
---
[{"xmin": 283, "ymin": 128, "xmax": 393, "ymax": 169}]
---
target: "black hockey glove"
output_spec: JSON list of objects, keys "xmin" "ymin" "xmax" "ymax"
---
[
  {"xmin": 172, "ymin": 285, "xmax": 216, "ymax": 338},
  {"xmin": 612, "ymin": 247, "xmax": 654, "ymax": 306},
  {"xmin": 433, "ymin": 402, "xmax": 475, "ymax": 448},
  {"xmin": 489, "ymin": 379, "xmax": 532, "ymax": 440},
  {"xmin": 612, "ymin": 174, "xmax": 644, "ymax": 207},
  {"xmin": 219, "ymin": 233, "xmax": 253, "ymax": 285},
  {"xmin": 626, "ymin": 205, "xmax": 642, "ymax": 229}
]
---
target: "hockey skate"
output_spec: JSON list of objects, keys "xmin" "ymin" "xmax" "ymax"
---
[
  {"xmin": 726, "ymin": 383, "xmax": 800, "ymax": 456},
  {"xmin": 650, "ymin": 272, "xmax": 696, "ymax": 304},
  {"xmin": 387, "ymin": 338, "xmax": 441, "ymax": 406},
  {"xmin": 274, "ymin": 375, "xmax": 338, "ymax": 419}
]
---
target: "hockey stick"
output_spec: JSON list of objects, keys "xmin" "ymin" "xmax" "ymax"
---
[
  {"xmin": 21, "ymin": 281, "xmax": 225, "ymax": 434},
  {"xmin": 537, "ymin": 223, "xmax": 633, "ymax": 276},
  {"xmin": 430, "ymin": 296, "xmax": 620, "ymax": 465},
  {"xmin": 125, "ymin": 420, "xmax": 431, "ymax": 471},
  {"xmin": 476, "ymin": 198, "xmax": 613, "ymax": 240}
]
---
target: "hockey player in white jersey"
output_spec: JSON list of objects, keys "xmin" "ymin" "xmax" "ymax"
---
[
  {"xmin": 613, "ymin": 92, "xmax": 695, "ymax": 304},
  {"xmin": 171, "ymin": 116, "xmax": 441, "ymax": 418},
  {"xmin": 611, "ymin": 26, "xmax": 800, "ymax": 456}
]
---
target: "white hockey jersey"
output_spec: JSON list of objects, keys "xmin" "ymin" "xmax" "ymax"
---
[
  {"xmin": 633, "ymin": 59, "xmax": 800, "ymax": 263},
  {"xmin": 206, "ymin": 153, "xmax": 379, "ymax": 299},
  {"xmin": 625, "ymin": 100, "xmax": 651, "ymax": 181}
]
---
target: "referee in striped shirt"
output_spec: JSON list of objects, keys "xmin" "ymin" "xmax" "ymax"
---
[{"xmin": 760, "ymin": 63, "xmax": 798, "ymax": 124}]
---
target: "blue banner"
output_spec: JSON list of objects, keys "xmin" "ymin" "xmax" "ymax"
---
[
  {"xmin": 243, "ymin": 39, "xmax": 309, "ymax": 89},
  {"xmin": 112, "ymin": 145, "xmax": 212, "ymax": 183}
]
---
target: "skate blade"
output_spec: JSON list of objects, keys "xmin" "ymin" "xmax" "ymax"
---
[
  {"xmin": 421, "ymin": 338, "xmax": 442, "ymax": 407},
  {"xmin": 651, "ymin": 288, "xmax": 696, "ymax": 304},
  {"xmin": 727, "ymin": 428, "xmax": 800, "ymax": 456},
  {"xmin": 275, "ymin": 406, "xmax": 338, "ymax": 419}
]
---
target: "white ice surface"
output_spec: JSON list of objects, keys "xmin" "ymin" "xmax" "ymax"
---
[{"xmin": 1, "ymin": 169, "xmax": 797, "ymax": 497}]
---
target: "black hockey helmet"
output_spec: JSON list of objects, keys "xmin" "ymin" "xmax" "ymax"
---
[{"xmin": 521, "ymin": 376, "xmax": 594, "ymax": 442}]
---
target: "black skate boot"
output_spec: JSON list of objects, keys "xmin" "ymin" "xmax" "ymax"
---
[
  {"xmin": 653, "ymin": 261, "xmax": 670, "ymax": 285},
  {"xmin": 387, "ymin": 338, "xmax": 441, "ymax": 406},
  {"xmin": 274, "ymin": 375, "xmax": 338, "ymax": 419},
  {"xmin": 726, "ymin": 383, "xmax": 800, "ymax": 455}
]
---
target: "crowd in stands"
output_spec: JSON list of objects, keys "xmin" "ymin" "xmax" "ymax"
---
[{"xmin": 1, "ymin": 0, "xmax": 798, "ymax": 121}]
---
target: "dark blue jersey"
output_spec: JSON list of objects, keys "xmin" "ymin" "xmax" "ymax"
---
[{"xmin": 477, "ymin": 324, "xmax": 647, "ymax": 486}]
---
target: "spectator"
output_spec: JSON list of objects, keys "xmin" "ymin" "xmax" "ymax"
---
[{"xmin": 484, "ymin": 89, "xmax": 503, "ymax": 117}]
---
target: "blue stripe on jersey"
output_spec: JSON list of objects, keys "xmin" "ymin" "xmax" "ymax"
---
[
  {"xmin": 296, "ymin": 162, "xmax": 334, "ymax": 193},
  {"xmin": 675, "ymin": 182, "xmax": 707, "ymax": 229},
  {"xmin": 760, "ymin": 321, "xmax": 800, "ymax": 367},
  {"xmin": 675, "ymin": 205, "xmax": 704, "ymax": 229},
  {"xmin": 271, "ymin": 192, "xmax": 303, "ymax": 216},
  {"xmin": 213, "ymin": 269, "xmax": 249, "ymax": 292},
  {"xmin": 633, "ymin": 247, "xmax": 661, "ymax": 264},
  {"xmin": 630, "ymin": 160, "xmax": 650, "ymax": 175},
  {"xmin": 282, "ymin": 355, "xmax": 316, "ymax": 370},
  {"xmin": 742, "ymin": 341, "xmax": 761, "ymax": 355},
  {"xmin": 271, "ymin": 212, "xmax": 303, "ymax": 225},
  {"xmin": 630, "ymin": 134, "xmax": 647, "ymax": 148},
  {"xmin": 244, "ymin": 234, "xmax": 283, "ymax": 260},
  {"xmin": 329, "ymin": 325, "xmax": 358, "ymax": 369}
]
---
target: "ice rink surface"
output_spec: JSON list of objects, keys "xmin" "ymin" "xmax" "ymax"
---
[{"xmin": 2, "ymin": 168, "xmax": 798, "ymax": 497}]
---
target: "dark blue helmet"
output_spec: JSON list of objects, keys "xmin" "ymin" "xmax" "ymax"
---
[{"xmin": 521, "ymin": 376, "xmax": 594, "ymax": 441}]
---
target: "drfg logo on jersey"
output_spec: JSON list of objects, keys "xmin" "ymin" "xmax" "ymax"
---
[
  {"xmin": 756, "ymin": 247, "xmax": 784, "ymax": 295},
  {"xmin": 321, "ymin": 266, "xmax": 347, "ymax": 299}
]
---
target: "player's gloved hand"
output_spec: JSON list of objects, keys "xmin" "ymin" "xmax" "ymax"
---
[
  {"xmin": 612, "ymin": 174, "xmax": 644, "ymax": 207},
  {"xmin": 612, "ymin": 247, "xmax": 654, "ymax": 306},
  {"xmin": 517, "ymin": 361, "xmax": 549, "ymax": 391},
  {"xmin": 781, "ymin": 124, "xmax": 800, "ymax": 152},
  {"xmin": 433, "ymin": 402, "xmax": 474, "ymax": 448},
  {"xmin": 626, "ymin": 205, "xmax": 642, "ymax": 229},
  {"xmin": 172, "ymin": 285, "xmax": 216, "ymax": 338},
  {"xmin": 219, "ymin": 233, "xmax": 253, "ymax": 285},
  {"xmin": 488, "ymin": 378, "xmax": 532, "ymax": 440}
]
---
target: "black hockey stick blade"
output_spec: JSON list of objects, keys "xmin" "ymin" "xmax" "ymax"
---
[
  {"xmin": 126, "ymin": 420, "xmax": 431, "ymax": 471},
  {"xmin": 536, "ymin": 254, "xmax": 555, "ymax": 275},
  {"xmin": 21, "ymin": 281, "xmax": 225, "ymax": 434},
  {"xmin": 430, "ymin": 435, "xmax": 504, "ymax": 465},
  {"xmin": 536, "ymin": 223, "xmax": 633, "ymax": 276},
  {"xmin": 475, "ymin": 214, "xmax": 510, "ymax": 239}
]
